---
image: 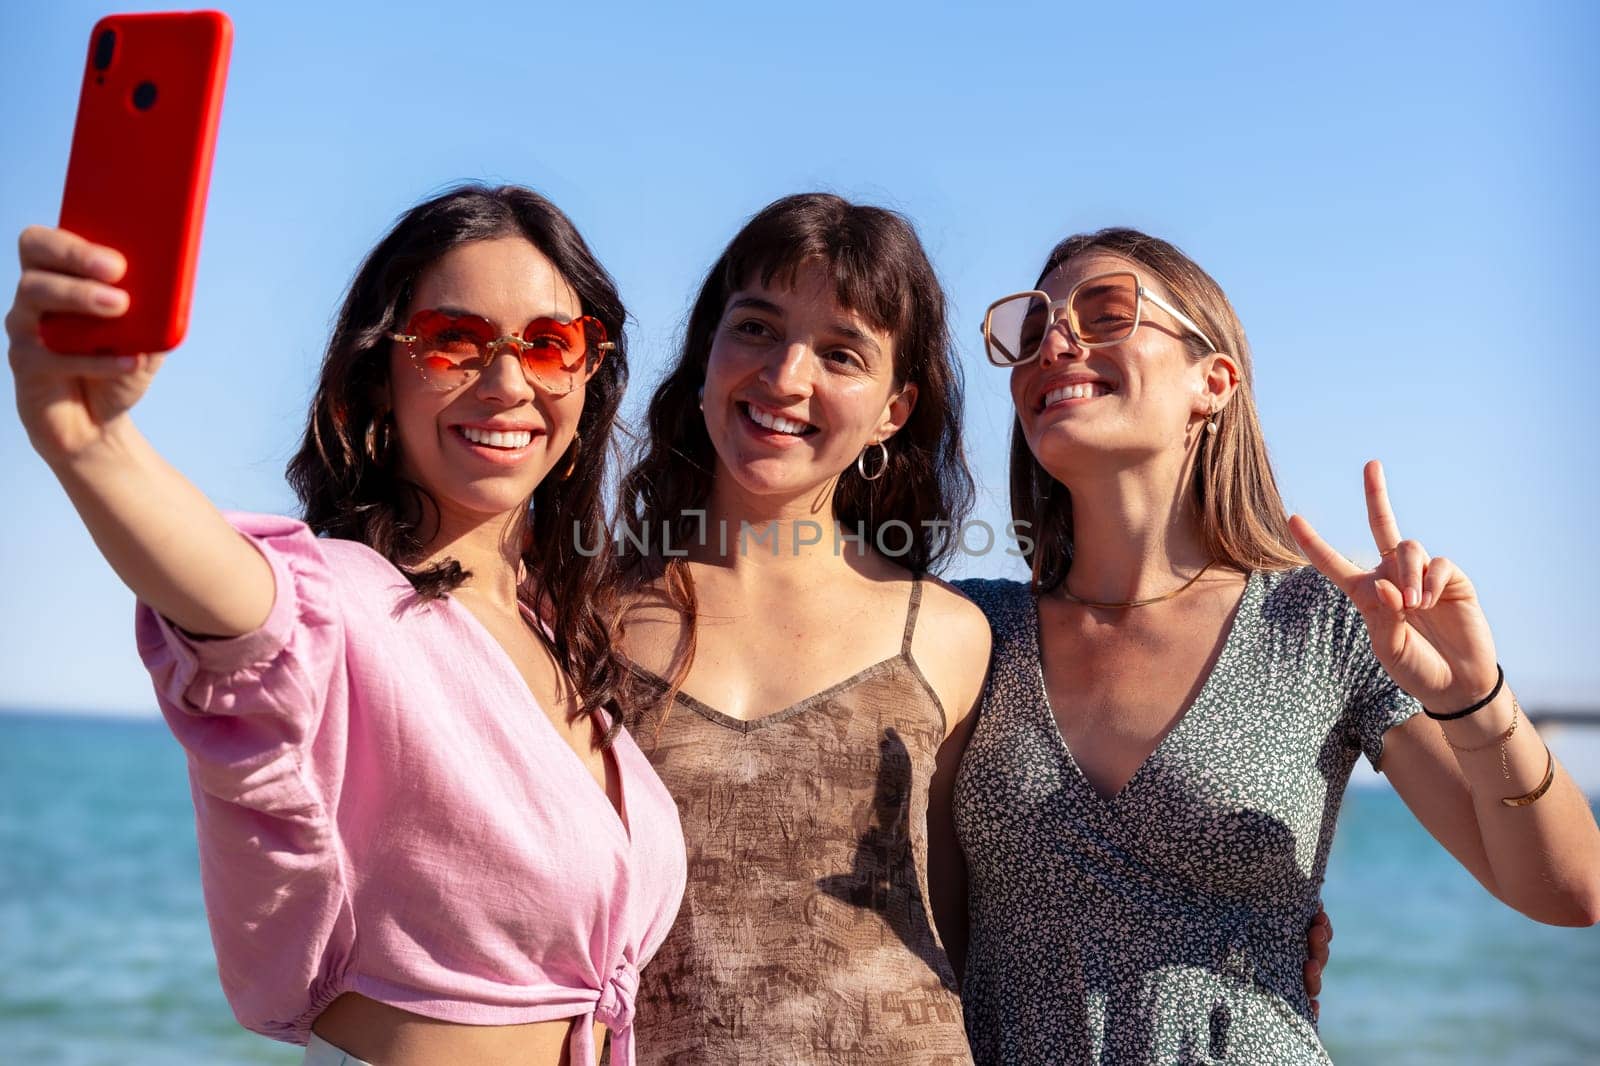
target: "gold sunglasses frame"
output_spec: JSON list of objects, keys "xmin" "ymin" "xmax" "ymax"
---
[
  {"xmin": 388, "ymin": 315, "xmax": 617, "ymax": 395},
  {"xmin": 980, "ymin": 271, "xmax": 1219, "ymax": 367}
]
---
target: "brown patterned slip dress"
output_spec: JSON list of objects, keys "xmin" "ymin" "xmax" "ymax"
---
[{"xmin": 623, "ymin": 575, "xmax": 973, "ymax": 1066}]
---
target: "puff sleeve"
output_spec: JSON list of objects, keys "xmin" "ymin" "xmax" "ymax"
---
[{"xmin": 134, "ymin": 512, "xmax": 355, "ymax": 1038}]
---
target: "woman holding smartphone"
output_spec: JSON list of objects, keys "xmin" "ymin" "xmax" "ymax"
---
[
  {"xmin": 7, "ymin": 185, "xmax": 686, "ymax": 1066},
  {"xmin": 955, "ymin": 227, "xmax": 1600, "ymax": 1064}
]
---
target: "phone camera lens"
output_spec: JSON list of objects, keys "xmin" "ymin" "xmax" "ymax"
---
[
  {"xmin": 93, "ymin": 30, "xmax": 116, "ymax": 72},
  {"xmin": 133, "ymin": 82, "xmax": 158, "ymax": 111}
]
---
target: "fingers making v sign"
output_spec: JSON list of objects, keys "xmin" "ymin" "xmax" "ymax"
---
[{"xmin": 1288, "ymin": 460, "xmax": 1501, "ymax": 714}]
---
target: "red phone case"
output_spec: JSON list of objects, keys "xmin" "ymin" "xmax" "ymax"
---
[{"xmin": 41, "ymin": 11, "xmax": 232, "ymax": 355}]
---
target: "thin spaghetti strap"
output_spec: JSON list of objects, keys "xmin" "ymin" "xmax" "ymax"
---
[{"xmin": 901, "ymin": 573, "xmax": 924, "ymax": 656}]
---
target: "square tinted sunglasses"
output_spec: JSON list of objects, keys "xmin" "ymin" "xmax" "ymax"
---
[
  {"xmin": 981, "ymin": 271, "xmax": 1219, "ymax": 367},
  {"xmin": 389, "ymin": 308, "xmax": 614, "ymax": 395}
]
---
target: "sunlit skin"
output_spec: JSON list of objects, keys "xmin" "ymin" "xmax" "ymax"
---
[
  {"xmin": 387, "ymin": 236, "xmax": 589, "ymax": 546},
  {"xmin": 620, "ymin": 260, "xmax": 974, "ymax": 984},
  {"xmin": 625, "ymin": 260, "xmax": 963, "ymax": 730},
  {"xmin": 312, "ymin": 235, "xmax": 616, "ymax": 1065},
  {"xmin": 1004, "ymin": 252, "xmax": 1343, "ymax": 998},
  {"xmin": 1009, "ymin": 252, "xmax": 1240, "ymax": 523},
  {"xmin": 8, "ymin": 225, "xmax": 1344, "ymax": 1038},
  {"xmin": 673, "ymin": 261, "xmax": 999, "ymax": 747},
  {"xmin": 699, "ymin": 261, "xmax": 916, "ymax": 524},
  {"xmin": 1003, "ymin": 250, "xmax": 1600, "ymax": 1022}
]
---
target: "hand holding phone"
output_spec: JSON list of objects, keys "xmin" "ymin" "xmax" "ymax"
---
[
  {"xmin": 9, "ymin": 226, "xmax": 167, "ymax": 469},
  {"xmin": 8, "ymin": 218, "xmax": 273, "ymax": 646},
  {"xmin": 39, "ymin": 10, "xmax": 232, "ymax": 356},
  {"xmin": 8, "ymin": 12, "xmax": 272, "ymax": 654}
]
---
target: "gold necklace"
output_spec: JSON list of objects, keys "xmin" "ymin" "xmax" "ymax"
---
[{"xmin": 1058, "ymin": 560, "xmax": 1216, "ymax": 609}]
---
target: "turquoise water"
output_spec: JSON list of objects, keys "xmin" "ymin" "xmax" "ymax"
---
[{"xmin": 2, "ymin": 712, "xmax": 1596, "ymax": 1064}]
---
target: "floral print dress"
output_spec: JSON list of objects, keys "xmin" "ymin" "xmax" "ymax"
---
[{"xmin": 953, "ymin": 568, "xmax": 1421, "ymax": 1065}]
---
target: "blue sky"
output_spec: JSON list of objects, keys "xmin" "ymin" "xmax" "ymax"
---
[{"xmin": 1, "ymin": 0, "xmax": 1595, "ymax": 713}]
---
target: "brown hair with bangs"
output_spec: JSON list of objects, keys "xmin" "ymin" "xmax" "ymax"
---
[
  {"xmin": 1012, "ymin": 227, "xmax": 1303, "ymax": 592},
  {"xmin": 616, "ymin": 192, "xmax": 973, "ymax": 705}
]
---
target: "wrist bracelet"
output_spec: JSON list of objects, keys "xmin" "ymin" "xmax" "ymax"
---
[
  {"xmin": 1443, "ymin": 695, "xmax": 1520, "ymax": 780},
  {"xmin": 1424, "ymin": 664, "xmax": 1504, "ymax": 721},
  {"xmin": 1501, "ymin": 745, "xmax": 1556, "ymax": 808}
]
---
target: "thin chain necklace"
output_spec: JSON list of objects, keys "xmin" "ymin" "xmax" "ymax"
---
[{"xmin": 1058, "ymin": 560, "xmax": 1216, "ymax": 609}]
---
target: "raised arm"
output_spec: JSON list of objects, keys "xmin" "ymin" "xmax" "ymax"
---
[
  {"xmin": 1291, "ymin": 461, "xmax": 1600, "ymax": 926},
  {"xmin": 9, "ymin": 226, "xmax": 272, "ymax": 636}
]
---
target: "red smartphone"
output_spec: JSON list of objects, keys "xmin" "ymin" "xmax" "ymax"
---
[{"xmin": 40, "ymin": 11, "xmax": 232, "ymax": 356}]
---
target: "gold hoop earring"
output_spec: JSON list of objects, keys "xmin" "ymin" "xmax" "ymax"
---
[{"xmin": 364, "ymin": 414, "xmax": 394, "ymax": 465}]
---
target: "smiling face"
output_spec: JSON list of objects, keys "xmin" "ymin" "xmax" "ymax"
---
[
  {"xmin": 1010, "ymin": 252, "xmax": 1236, "ymax": 482},
  {"xmin": 700, "ymin": 259, "xmax": 916, "ymax": 506},
  {"xmin": 386, "ymin": 235, "xmax": 590, "ymax": 532}
]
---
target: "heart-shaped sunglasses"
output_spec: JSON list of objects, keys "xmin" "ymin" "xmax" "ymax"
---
[{"xmin": 389, "ymin": 308, "xmax": 614, "ymax": 394}]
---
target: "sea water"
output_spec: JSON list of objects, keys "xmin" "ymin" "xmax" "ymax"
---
[{"xmin": 2, "ymin": 712, "xmax": 1596, "ymax": 1065}]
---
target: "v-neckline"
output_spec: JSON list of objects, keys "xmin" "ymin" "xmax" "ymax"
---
[
  {"xmin": 444, "ymin": 593, "xmax": 632, "ymax": 843},
  {"xmin": 1029, "ymin": 570, "xmax": 1259, "ymax": 809},
  {"xmin": 624, "ymin": 655, "xmax": 906, "ymax": 734}
]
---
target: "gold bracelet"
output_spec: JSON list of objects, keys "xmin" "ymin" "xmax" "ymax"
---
[
  {"xmin": 1443, "ymin": 695, "xmax": 1520, "ymax": 780},
  {"xmin": 1501, "ymin": 745, "xmax": 1556, "ymax": 808}
]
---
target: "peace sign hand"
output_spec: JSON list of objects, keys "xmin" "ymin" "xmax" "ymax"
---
[{"xmin": 1288, "ymin": 460, "xmax": 1500, "ymax": 712}]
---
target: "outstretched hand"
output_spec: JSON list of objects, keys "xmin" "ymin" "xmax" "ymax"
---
[{"xmin": 1289, "ymin": 461, "xmax": 1500, "ymax": 712}]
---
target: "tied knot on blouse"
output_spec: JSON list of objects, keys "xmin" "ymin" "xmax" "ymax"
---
[{"xmin": 596, "ymin": 959, "xmax": 640, "ymax": 1032}]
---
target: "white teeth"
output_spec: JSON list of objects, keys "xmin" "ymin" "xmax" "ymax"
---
[
  {"xmin": 1044, "ymin": 382, "xmax": 1111, "ymax": 407},
  {"xmin": 746, "ymin": 404, "xmax": 811, "ymax": 435},
  {"xmin": 460, "ymin": 426, "xmax": 533, "ymax": 449}
]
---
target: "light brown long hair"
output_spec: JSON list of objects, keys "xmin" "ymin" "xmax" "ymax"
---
[{"xmin": 1011, "ymin": 228, "xmax": 1303, "ymax": 591}]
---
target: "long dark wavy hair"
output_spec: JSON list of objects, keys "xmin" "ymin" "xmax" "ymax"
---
[
  {"xmin": 1010, "ymin": 227, "xmax": 1302, "ymax": 592},
  {"xmin": 616, "ymin": 193, "xmax": 973, "ymax": 705},
  {"xmin": 285, "ymin": 184, "xmax": 630, "ymax": 740}
]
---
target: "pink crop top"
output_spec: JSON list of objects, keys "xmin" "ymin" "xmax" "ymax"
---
[{"xmin": 135, "ymin": 513, "xmax": 686, "ymax": 1066}]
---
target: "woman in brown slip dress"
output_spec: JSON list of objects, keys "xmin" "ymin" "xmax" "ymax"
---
[{"xmin": 614, "ymin": 193, "xmax": 991, "ymax": 1065}]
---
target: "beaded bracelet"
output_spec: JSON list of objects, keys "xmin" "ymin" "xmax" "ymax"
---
[{"xmin": 1423, "ymin": 665, "xmax": 1504, "ymax": 721}]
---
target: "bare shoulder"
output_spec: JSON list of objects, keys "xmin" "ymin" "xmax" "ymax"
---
[
  {"xmin": 615, "ymin": 577, "xmax": 688, "ymax": 678},
  {"xmin": 909, "ymin": 575, "xmax": 993, "ymax": 738},
  {"xmin": 916, "ymin": 575, "xmax": 993, "ymax": 653}
]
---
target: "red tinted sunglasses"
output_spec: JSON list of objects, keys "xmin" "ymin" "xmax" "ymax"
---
[{"xmin": 389, "ymin": 309, "xmax": 614, "ymax": 395}]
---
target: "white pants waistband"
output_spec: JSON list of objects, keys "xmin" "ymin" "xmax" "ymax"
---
[{"xmin": 302, "ymin": 1032, "xmax": 373, "ymax": 1066}]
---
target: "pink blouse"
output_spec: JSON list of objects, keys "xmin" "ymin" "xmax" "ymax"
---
[{"xmin": 135, "ymin": 513, "xmax": 686, "ymax": 1066}]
